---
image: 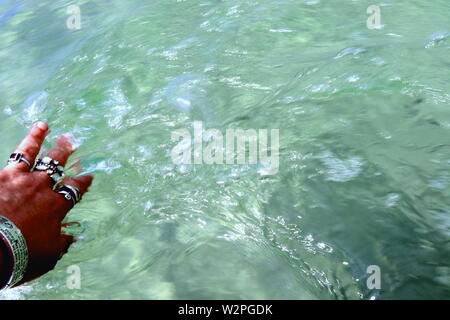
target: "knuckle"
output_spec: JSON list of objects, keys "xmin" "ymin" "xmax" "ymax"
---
[
  {"xmin": 34, "ymin": 171, "xmax": 51, "ymax": 184},
  {"xmin": 55, "ymin": 194, "xmax": 68, "ymax": 207},
  {"xmin": 13, "ymin": 175, "xmax": 29, "ymax": 187},
  {"xmin": 29, "ymin": 180, "xmax": 43, "ymax": 194},
  {"xmin": 0, "ymin": 171, "xmax": 11, "ymax": 182},
  {"xmin": 53, "ymin": 194, "xmax": 73, "ymax": 214}
]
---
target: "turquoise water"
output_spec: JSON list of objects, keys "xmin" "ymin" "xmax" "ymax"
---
[{"xmin": 0, "ymin": 0, "xmax": 449, "ymax": 299}]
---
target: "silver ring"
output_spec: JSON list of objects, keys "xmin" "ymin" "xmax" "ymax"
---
[
  {"xmin": 7, "ymin": 153, "xmax": 31, "ymax": 168},
  {"xmin": 57, "ymin": 184, "xmax": 81, "ymax": 207},
  {"xmin": 33, "ymin": 156, "xmax": 65, "ymax": 188}
]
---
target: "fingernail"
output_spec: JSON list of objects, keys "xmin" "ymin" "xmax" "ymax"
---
[{"xmin": 36, "ymin": 121, "xmax": 48, "ymax": 130}]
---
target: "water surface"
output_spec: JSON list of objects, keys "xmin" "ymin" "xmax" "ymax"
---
[{"xmin": 0, "ymin": 0, "xmax": 449, "ymax": 299}]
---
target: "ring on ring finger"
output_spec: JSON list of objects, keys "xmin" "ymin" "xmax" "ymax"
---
[{"xmin": 57, "ymin": 184, "xmax": 81, "ymax": 207}]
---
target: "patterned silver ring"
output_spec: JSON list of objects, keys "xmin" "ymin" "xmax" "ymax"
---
[
  {"xmin": 33, "ymin": 156, "xmax": 65, "ymax": 188},
  {"xmin": 7, "ymin": 153, "xmax": 31, "ymax": 168},
  {"xmin": 57, "ymin": 184, "xmax": 81, "ymax": 207}
]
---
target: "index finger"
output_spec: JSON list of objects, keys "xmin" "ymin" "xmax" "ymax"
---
[{"xmin": 4, "ymin": 122, "xmax": 49, "ymax": 172}]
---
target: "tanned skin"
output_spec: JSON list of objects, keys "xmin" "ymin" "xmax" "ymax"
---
[{"xmin": 0, "ymin": 122, "xmax": 93, "ymax": 286}]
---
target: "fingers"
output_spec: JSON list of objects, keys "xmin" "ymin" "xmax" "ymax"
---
[
  {"xmin": 57, "ymin": 175, "xmax": 94, "ymax": 219},
  {"xmin": 5, "ymin": 122, "xmax": 48, "ymax": 172},
  {"xmin": 58, "ymin": 178, "xmax": 90, "ymax": 255},
  {"xmin": 62, "ymin": 222, "xmax": 81, "ymax": 228},
  {"xmin": 45, "ymin": 134, "xmax": 75, "ymax": 167}
]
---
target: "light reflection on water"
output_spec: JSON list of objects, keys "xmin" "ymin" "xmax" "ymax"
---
[{"xmin": 0, "ymin": 0, "xmax": 449, "ymax": 299}]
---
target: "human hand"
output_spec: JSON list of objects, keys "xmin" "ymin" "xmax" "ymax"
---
[{"xmin": 0, "ymin": 122, "xmax": 93, "ymax": 286}]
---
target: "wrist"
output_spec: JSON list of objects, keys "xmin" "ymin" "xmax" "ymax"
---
[
  {"xmin": 0, "ymin": 237, "xmax": 13, "ymax": 289},
  {"xmin": 0, "ymin": 216, "xmax": 29, "ymax": 289}
]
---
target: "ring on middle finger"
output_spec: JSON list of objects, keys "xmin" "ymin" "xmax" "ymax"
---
[{"xmin": 33, "ymin": 156, "xmax": 65, "ymax": 188}]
